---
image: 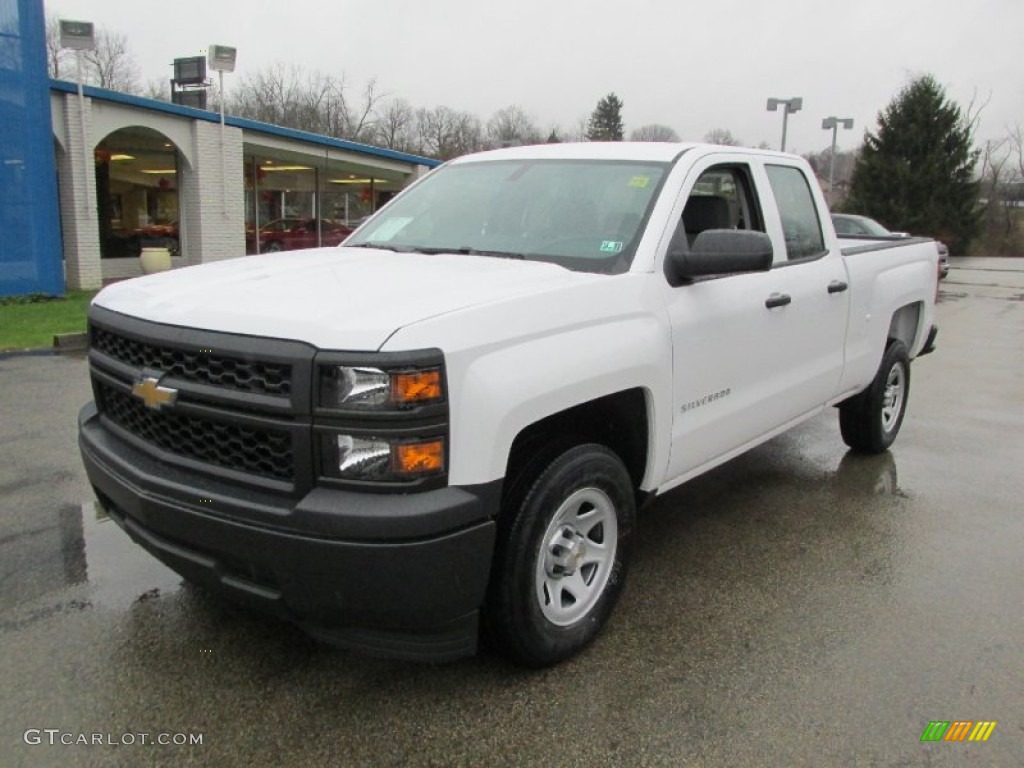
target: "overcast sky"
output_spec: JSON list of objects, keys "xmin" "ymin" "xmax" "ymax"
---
[{"xmin": 45, "ymin": 0, "xmax": 1022, "ymax": 155}]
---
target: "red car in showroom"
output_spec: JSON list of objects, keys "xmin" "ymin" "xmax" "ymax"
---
[{"xmin": 247, "ymin": 218, "xmax": 354, "ymax": 253}]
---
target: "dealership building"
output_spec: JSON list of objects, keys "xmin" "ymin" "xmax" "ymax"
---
[{"xmin": 1, "ymin": 0, "xmax": 438, "ymax": 297}]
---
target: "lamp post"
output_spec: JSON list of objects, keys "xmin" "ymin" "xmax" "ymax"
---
[
  {"xmin": 207, "ymin": 45, "xmax": 237, "ymax": 218},
  {"xmin": 766, "ymin": 97, "xmax": 803, "ymax": 152},
  {"xmin": 821, "ymin": 116, "xmax": 854, "ymax": 196},
  {"xmin": 59, "ymin": 20, "xmax": 96, "ymax": 218}
]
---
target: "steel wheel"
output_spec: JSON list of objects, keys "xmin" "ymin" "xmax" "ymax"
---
[
  {"xmin": 485, "ymin": 443, "xmax": 634, "ymax": 667},
  {"xmin": 839, "ymin": 340, "xmax": 911, "ymax": 454},
  {"xmin": 881, "ymin": 362, "xmax": 906, "ymax": 434},
  {"xmin": 535, "ymin": 487, "xmax": 618, "ymax": 626}
]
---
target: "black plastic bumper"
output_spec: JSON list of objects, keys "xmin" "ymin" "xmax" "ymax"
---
[{"xmin": 78, "ymin": 403, "xmax": 499, "ymax": 662}]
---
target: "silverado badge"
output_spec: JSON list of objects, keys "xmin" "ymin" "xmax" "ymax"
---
[{"xmin": 131, "ymin": 375, "xmax": 178, "ymax": 410}]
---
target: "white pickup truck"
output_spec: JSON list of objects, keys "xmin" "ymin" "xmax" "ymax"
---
[{"xmin": 79, "ymin": 142, "xmax": 939, "ymax": 666}]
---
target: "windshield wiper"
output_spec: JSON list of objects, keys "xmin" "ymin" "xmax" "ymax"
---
[
  {"xmin": 413, "ymin": 246, "xmax": 526, "ymax": 260},
  {"xmin": 345, "ymin": 242, "xmax": 416, "ymax": 253},
  {"xmin": 347, "ymin": 243, "xmax": 526, "ymax": 260}
]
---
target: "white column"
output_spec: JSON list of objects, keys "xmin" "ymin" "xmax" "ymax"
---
[
  {"xmin": 179, "ymin": 120, "xmax": 245, "ymax": 264},
  {"xmin": 56, "ymin": 92, "xmax": 102, "ymax": 290}
]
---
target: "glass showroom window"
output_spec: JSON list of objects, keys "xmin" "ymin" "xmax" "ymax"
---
[
  {"xmin": 245, "ymin": 154, "xmax": 318, "ymax": 254},
  {"xmin": 94, "ymin": 128, "xmax": 180, "ymax": 259}
]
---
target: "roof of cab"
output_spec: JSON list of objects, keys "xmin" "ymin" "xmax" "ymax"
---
[{"xmin": 447, "ymin": 141, "xmax": 800, "ymax": 166}]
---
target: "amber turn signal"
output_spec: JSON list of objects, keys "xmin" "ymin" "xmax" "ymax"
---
[
  {"xmin": 393, "ymin": 439, "xmax": 445, "ymax": 475},
  {"xmin": 391, "ymin": 369, "xmax": 442, "ymax": 405}
]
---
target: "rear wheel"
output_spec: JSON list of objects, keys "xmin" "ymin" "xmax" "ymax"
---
[
  {"xmin": 485, "ymin": 443, "xmax": 634, "ymax": 667},
  {"xmin": 839, "ymin": 340, "xmax": 910, "ymax": 453}
]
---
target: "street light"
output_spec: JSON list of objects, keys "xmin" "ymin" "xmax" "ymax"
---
[
  {"xmin": 766, "ymin": 97, "xmax": 803, "ymax": 152},
  {"xmin": 59, "ymin": 20, "xmax": 96, "ymax": 218},
  {"xmin": 207, "ymin": 45, "xmax": 237, "ymax": 218},
  {"xmin": 821, "ymin": 116, "xmax": 854, "ymax": 196}
]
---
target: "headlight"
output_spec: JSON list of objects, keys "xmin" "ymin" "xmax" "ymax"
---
[
  {"xmin": 321, "ymin": 434, "xmax": 445, "ymax": 482},
  {"xmin": 319, "ymin": 365, "xmax": 443, "ymax": 411}
]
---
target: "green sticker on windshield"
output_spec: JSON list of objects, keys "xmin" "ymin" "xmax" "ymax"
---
[
  {"xmin": 600, "ymin": 240, "xmax": 624, "ymax": 253},
  {"xmin": 628, "ymin": 176, "xmax": 650, "ymax": 188}
]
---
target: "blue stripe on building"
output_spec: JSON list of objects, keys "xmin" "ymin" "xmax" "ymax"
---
[{"xmin": 0, "ymin": 0, "xmax": 64, "ymax": 297}]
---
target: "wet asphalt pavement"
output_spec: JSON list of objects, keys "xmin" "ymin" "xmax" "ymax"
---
[{"xmin": 1, "ymin": 258, "xmax": 1022, "ymax": 767}]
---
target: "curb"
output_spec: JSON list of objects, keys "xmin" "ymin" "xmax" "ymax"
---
[{"xmin": 53, "ymin": 333, "xmax": 88, "ymax": 353}]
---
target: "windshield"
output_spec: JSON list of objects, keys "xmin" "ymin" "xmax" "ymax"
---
[{"xmin": 346, "ymin": 159, "xmax": 669, "ymax": 274}]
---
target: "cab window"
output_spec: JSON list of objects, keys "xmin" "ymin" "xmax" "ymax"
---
[
  {"xmin": 679, "ymin": 165, "xmax": 764, "ymax": 248},
  {"xmin": 765, "ymin": 165, "xmax": 825, "ymax": 260}
]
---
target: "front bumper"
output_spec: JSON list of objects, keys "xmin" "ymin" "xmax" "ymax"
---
[{"xmin": 79, "ymin": 402, "xmax": 499, "ymax": 661}]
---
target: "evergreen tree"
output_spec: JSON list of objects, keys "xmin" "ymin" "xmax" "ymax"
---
[
  {"xmin": 845, "ymin": 74, "xmax": 981, "ymax": 254},
  {"xmin": 586, "ymin": 93, "xmax": 624, "ymax": 141}
]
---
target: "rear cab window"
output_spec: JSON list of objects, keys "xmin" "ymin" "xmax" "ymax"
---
[{"xmin": 765, "ymin": 165, "xmax": 826, "ymax": 261}]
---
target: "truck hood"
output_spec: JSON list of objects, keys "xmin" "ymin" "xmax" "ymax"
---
[{"xmin": 93, "ymin": 247, "xmax": 593, "ymax": 350}]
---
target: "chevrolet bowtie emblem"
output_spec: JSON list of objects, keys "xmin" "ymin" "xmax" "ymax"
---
[{"xmin": 131, "ymin": 375, "xmax": 178, "ymax": 410}]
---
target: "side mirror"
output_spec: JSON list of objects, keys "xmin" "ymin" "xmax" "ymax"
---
[{"xmin": 669, "ymin": 230, "xmax": 774, "ymax": 281}]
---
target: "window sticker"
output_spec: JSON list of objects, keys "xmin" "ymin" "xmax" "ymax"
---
[
  {"xmin": 628, "ymin": 176, "xmax": 650, "ymax": 188},
  {"xmin": 600, "ymin": 240, "xmax": 624, "ymax": 254},
  {"xmin": 369, "ymin": 217, "xmax": 412, "ymax": 241}
]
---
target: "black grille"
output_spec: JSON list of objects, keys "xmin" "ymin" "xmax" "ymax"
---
[
  {"xmin": 92, "ymin": 327, "xmax": 292, "ymax": 396},
  {"xmin": 97, "ymin": 382, "xmax": 294, "ymax": 481}
]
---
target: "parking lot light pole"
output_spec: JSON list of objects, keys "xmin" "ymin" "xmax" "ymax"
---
[
  {"xmin": 208, "ymin": 45, "xmax": 237, "ymax": 218},
  {"xmin": 59, "ymin": 20, "xmax": 96, "ymax": 219},
  {"xmin": 821, "ymin": 116, "xmax": 854, "ymax": 194},
  {"xmin": 766, "ymin": 97, "xmax": 803, "ymax": 152}
]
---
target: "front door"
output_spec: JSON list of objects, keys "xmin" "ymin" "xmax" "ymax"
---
[{"xmin": 661, "ymin": 157, "xmax": 849, "ymax": 485}]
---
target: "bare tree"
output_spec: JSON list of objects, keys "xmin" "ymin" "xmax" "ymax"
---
[
  {"xmin": 342, "ymin": 79, "xmax": 382, "ymax": 142},
  {"xmin": 703, "ymin": 128, "xmax": 740, "ymax": 146},
  {"xmin": 374, "ymin": 98, "xmax": 417, "ymax": 152},
  {"xmin": 1010, "ymin": 124, "xmax": 1024, "ymax": 188},
  {"xmin": 415, "ymin": 106, "xmax": 482, "ymax": 160},
  {"xmin": 570, "ymin": 115, "xmax": 590, "ymax": 142},
  {"xmin": 229, "ymin": 63, "xmax": 381, "ymax": 141},
  {"xmin": 630, "ymin": 124, "xmax": 680, "ymax": 142},
  {"xmin": 230, "ymin": 63, "xmax": 306, "ymax": 127},
  {"xmin": 141, "ymin": 78, "xmax": 170, "ymax": 102},
  {"xmin": 963, "ymin": 88, "xmax": 993, "ymax": 136},
  {"xmin": 83, "ymin": 28, "xmax": 141, "ymax": 93},
  {"xmin": 977, "ymin": 137, "xmax": 1019, "ymax": 255},
  {"xmin": 485, "ymin": 105, "xmax": 541, "ymax": 148}
]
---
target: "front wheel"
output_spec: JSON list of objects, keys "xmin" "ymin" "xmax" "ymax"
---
[
  {"xmin": 839, "ymin": 340, "xmax": 911, "ymax": 453},
  {"xmin": 485, "ymin": 443, "xmax": 635, "ymax": 667}
]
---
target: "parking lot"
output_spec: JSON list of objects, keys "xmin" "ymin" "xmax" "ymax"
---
[{"xmin": 1, "ymin": 258, "xmax": 1022, "ymax": 767}]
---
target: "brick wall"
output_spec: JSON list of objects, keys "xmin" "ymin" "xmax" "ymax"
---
[
  {"xmin": 179, "ymin": 120, "xmax": 245, "ymax": 265},
  {"xmin": 56, "ymin": 93, "xmax": 102, "ymax": 290}
]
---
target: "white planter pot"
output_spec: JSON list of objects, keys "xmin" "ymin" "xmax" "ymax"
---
[{"xmin": 139, "ymin": 247, "xmax": 172, "ymax": 274}]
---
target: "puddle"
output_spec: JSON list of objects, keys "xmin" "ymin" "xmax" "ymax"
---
[
  {"xmin": 77, "ymin": 500, "xmax": 184, "ymax": 609},
  {"xmin": 0, "ymin": 501, "xmax": 183, "ymax": 625}
]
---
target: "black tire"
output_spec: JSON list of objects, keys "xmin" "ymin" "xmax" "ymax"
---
[
  {"xmin": 839, "ymin": 340, "xmax": 911, "ymax": 454},
  {"xmin": 264, "ymin": 241, "xmax": 282, "ymax": 253},
  {"xmin": 485, "ymin": 443, "xmax": 634, "ymax": 667}
]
